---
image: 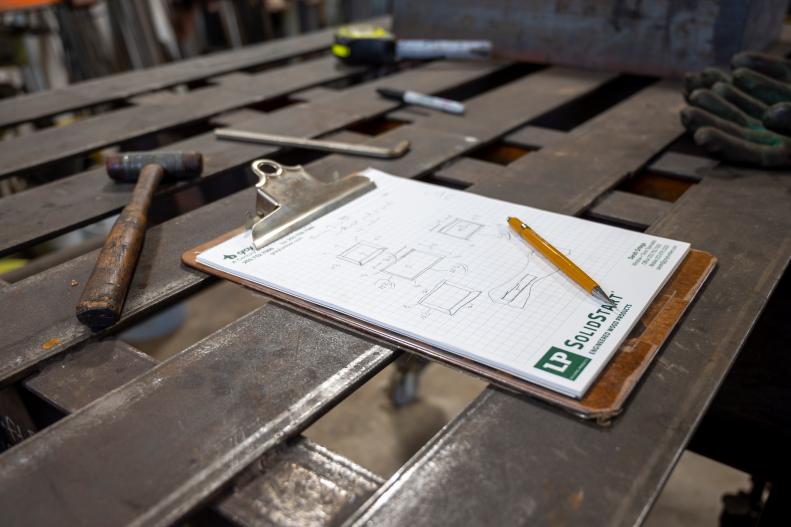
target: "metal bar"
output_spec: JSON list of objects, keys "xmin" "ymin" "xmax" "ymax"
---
[
  {"xmin": 0, "ymin": 304, "xmax": 395, "ymax": 527},
  {"xmin": 0, "ymin": 56, "xmax": 358, "ymax": 180},
  {"xmin": 214, "ymin": 437, "xmax": 383, "ymax": 526},
  {"xmin": 472, "ymin": 80, "xmax": 683, "ymax": 214},
  {"xmin": 0, "ymin": 16, "xmax": 389, "ymax": 128},
  {"xmin": 587, "ymin": 190, "xmax": 673, "ymax": 230},
  {"xmin": 24, "ymin": 340, "xmax": 156, "ymax": 414},
  {"xmin": 648, "ymin": 151, "xmax": 717, "ymax": 181},
  {"xmin": 0, "ymin": 60, "xmax": 506, "ymax": 257},
  {"xmin": 307, "ymin": 68, "xmax": 615, "ymax": 179},
  {"xmin": 0, "ymin": 66, "xmax": 614, "ymax": 391},
  {"xmin": 215, "ymin": 128, "xmax": 411, "ymax": 159},
  {"xmin": 18, "ymin": 336, "xmax": 383, "ymax": 526}
]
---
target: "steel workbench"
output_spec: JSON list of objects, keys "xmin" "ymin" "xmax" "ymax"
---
[{"xmin": 0, "ymin": 17, "xmax": 789, "ymax": 527}]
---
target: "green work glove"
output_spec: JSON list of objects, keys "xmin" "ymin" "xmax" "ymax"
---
[{"xmin": 681, "ymin": 52, "xmax": 791, "ymax": 167}]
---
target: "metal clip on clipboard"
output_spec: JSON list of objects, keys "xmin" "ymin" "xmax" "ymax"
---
[{"xmin": 248, "ymin": 159, "xmax": 376, "ymax": 249}]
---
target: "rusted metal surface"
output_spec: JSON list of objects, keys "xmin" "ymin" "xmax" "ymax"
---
[
  {"xmin": 688, "ymin": 269, "xmax": 791, "ymax": 480},
  {"xmin": 24, "ymin": 340, "xmax": 155, "ymax": 414},
  {"xmin": 471, "ymin": 80, "xmax": 684, "ymax": 213},
  {"xmin": 504, "ymin": 125, "xmax": 569, "ymax": 149},
  {"xmin": 2, "ymin": 21, "xmax": 789, "ymax": 526},
  {"xmin": 0, "ymin": 304, "xmax": 393, "ymax": 527},
  {"xmin": 393, "ymin": 1, "xmax": 787, "ymax": 77},
  {"xmin": 346, "ymin": 98, "xmax": 791, "ymax": 527},
  {"xmin": 0, "ymin": 18, "xmax": 388, "ymax": 128},
  {"xmin": 0, "ymin": 61, "xmax": 507, "ymax": 257},
  {"xmin": 0, "ymin": 188, "xmax": 249, "ymax": 387},
  {"xmin": 310, "ymin": 68, "xmax": 614, "ymax": 178},
  {"xmin": 0, "ymin": 387, "xmax": 37, "ymax": 450},
  {"xmin": 0, "ymin": 57, "xmax": 358, "ymax": 180},
  {"xmin": 648, "ymin": 151, "xmax": 717, "ymax": 181},
  {"xmin": 432, "ymin": 157, "xmax": 504, "ymax": 187},
  {"xmin": 588, "ymin": 190, "xmax": 673, "ymax": 230},
  {"xmin": 0, "ymin": 66, "xmax": 613, "ymax": 388},
  {"xmin": 216, "ymin": 437, "xmax": 383, "ymax": 527},
  {"xmin": 22, "ymin": 339, "xmax": 382, "ymax": 527}
]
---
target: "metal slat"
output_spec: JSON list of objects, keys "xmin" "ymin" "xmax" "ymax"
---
[
  {"xmin": 0, "ymin": 304, "xmax": 393, "ymax": 527},
  {"xmin": 24, "ymin": 340, "xmax": 156, "ymax": 414},
  {"xmin": 0, "ymin": 57, "xmax": 359, "ymax": 180},
  {"xmin": 0, "ymin": 61, "xmax": 507, "ymax": 257},
  {"xmin": 0, "ymin": 18, "xmax": 388, "ymax": 128},
  {"xmin": 352, "ymin": 170, "xmax": 790, "ymax": 527},
  {"xmin": 215, "ymin": 438, "xmax": 383, "ymax": 527},
  {"xmin": 470, "ymin": 80, "xmax": 684, "ymax": 214},
  {"xmin": 504, "ymin": 125, "xmax": 568, "ymax": 149},
  {"xmin": 20, "ymin": 338, "xmax": 382, "ymax": 527},
  {"xmin": 433, "ymin": 158, "xmax": 504, "ymax": 187},
  {"xmin": 0, "ymin": 67, "xmax": 614, "ymax": 389},
  {"xmin": 648, "ymin": 151, "xmax": 717, "ymax": 180},
  {"xmin": 309, "ymin": 68, "xmax": 615, "ymax": 178},
  {"xmin": 587, "ymin": 190, "xmax": 673, "ymax": 230},
  {"xmin": 0, "ymin": 66, "xmax": 636, "ymax": 525},
  {"xmin": 1, "ymin": 63, "xmax": 542, "ymax": 386}
]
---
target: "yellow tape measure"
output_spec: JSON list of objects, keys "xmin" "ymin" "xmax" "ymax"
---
[{"xmin": 332, "ymin": 25, "xmax": 397, "ymax": 65}]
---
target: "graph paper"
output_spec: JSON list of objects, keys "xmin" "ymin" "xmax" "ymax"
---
[{"xmin": 198, "ymin": 169, "xmax": 689, "ymax": 398}]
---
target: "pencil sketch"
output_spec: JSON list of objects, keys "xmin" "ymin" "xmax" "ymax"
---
[
  {"xmin": 375, "ymin": 278, "xmax": 396, "ymax": 290},
  {"xmin": 438, "ymin": 218, "xmax": 484, "ymax": 240},
  {"xmin": 337, "ymin": 241, "xmax": 386, "ymax": 266},
  {"xmin": 488, "ymin": 272, "xmax": 539, "ymax": 309},
  {"xmin": 382, "ymin": 249, "xmax": 443, "ymax": 281},
  {"xmin": 488, "ymin": 247, "xmax": 570, "ymax": 308},
  {"xmin": 419, "ymin": 280, "xmax": 481, "ymax": 315}
]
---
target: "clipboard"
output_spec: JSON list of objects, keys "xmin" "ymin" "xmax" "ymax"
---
[{"xmin": 183, "ymin": 160, "xmax": 716, "ymax": 423}]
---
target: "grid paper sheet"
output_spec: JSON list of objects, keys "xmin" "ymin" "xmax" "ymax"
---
[{"xmin": 198, "ymin": 169, "xmax": 689, "ymax": 397}]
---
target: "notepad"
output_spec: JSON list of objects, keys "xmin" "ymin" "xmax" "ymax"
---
[{"xmin": 197, "ymin": 169, "xmax": 690, "ymax": 398}]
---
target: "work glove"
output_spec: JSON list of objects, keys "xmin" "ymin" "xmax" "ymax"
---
[{"xmin": 681, "ymin": 52, "xmax": 791, "ymax": 168}]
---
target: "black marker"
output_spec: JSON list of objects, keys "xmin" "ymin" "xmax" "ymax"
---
[{"xmin": 377, "ymin": 87, "xmax": 465, "ymax": 114}]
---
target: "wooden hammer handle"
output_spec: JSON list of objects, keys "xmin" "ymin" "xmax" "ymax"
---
[{"xmin": 76, "ymin": 164, "xmax": 165, "ymax": 331}]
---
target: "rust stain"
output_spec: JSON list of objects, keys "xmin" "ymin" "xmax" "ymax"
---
[
  {"xmin": 569, "ymin": 489, "xmax": 584, "ymax": 510},
  {"xmin": 41, "ymin": 338, "xmax": 61, "ymax": 350}
]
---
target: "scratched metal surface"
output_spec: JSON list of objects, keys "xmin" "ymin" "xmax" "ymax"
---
[
  {"xmin": 1, "ymin": 21, "xmax": 789, "ymax": 527},
  {"xmin": 0, "ymin": 57, "xmax": 359, "ymax": 180},
  {"xmin": 24, "ymin": 339, "xmax": 156, "ymax": 414},
  {"xmin": 0, "ymin": 304, "xmax": 393, "ymax": 527},
  {"xmin": 344, "ymin": 89, "xmax": 791, "ymax": 526},
  {"xmin": 0, "ymin": 61, "xmax": 507, "ymax": 256},
  {"xmin": 0, "ymin": 17, "xmax": 388, "ymax": 129},
  {"xmin": 587, "ymin": 191, "xmax": 673, "ymax": 230},
  {"xmin": 0, "ymin": 65, "xmax": 612, "ymax": 389},
  {"xmin": 308, "ymin": 68, "xmax": 614, "ymax": 179},
  {"xmin": 216, "ymin": 437, "xmax": 383, "ymax": 527},
  {"xmin": 392, "ymin": 1, "xmax": 786, "ymax": 77},
  {"xmin": 19, "ymin": 338, "xmax": 385, "ymax": 527}
]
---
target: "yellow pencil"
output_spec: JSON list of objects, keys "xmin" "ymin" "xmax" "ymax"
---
[{"xmin": 507, "ymin": 216, "xmax": 616, "ymax": 306}]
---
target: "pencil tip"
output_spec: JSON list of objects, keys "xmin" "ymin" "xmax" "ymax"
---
[{"xmin": 592, "ymin": 286, "xmax": 617, "ymax": 306}]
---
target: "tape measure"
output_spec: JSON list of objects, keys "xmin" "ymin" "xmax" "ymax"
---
[
  {"xmin": 333, "ymin": 25, "xmax": 493, "ymax": 66},
  {"xmin": 332, "ymin": 25, "xmax": 397, "ymax": 65}
]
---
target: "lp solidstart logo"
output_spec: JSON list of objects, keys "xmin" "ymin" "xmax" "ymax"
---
[{"xmin": 535, "ymin": 347, "xmax": 591, "ymax": 380}]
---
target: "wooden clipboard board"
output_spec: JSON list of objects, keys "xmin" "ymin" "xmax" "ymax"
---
[
  {"xmin": 182, "ymin": 160, "xmax": 716, "ymax": 423},
  {"xmin": 184, "ymin": 228, "xmax": 714, "ymax": 424}
]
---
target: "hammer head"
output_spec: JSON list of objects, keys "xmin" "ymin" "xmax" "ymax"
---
[{"xmin": 105, "ymin": 151, "xmax": 203, "ymax": 182}]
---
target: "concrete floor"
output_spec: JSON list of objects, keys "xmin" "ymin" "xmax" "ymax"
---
[{"xmin": 129, "ymin": 281, "xmax": 751, "ymax": 525}]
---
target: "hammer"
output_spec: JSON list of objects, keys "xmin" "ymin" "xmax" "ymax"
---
[{"xmin": 76, "ymin": 151, "xmax": 203, "ymax": 331}]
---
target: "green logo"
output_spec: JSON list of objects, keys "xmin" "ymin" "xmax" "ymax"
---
[{"xmin": 535, "ymin": 347, "xmax": 591, "ymax": 380}]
